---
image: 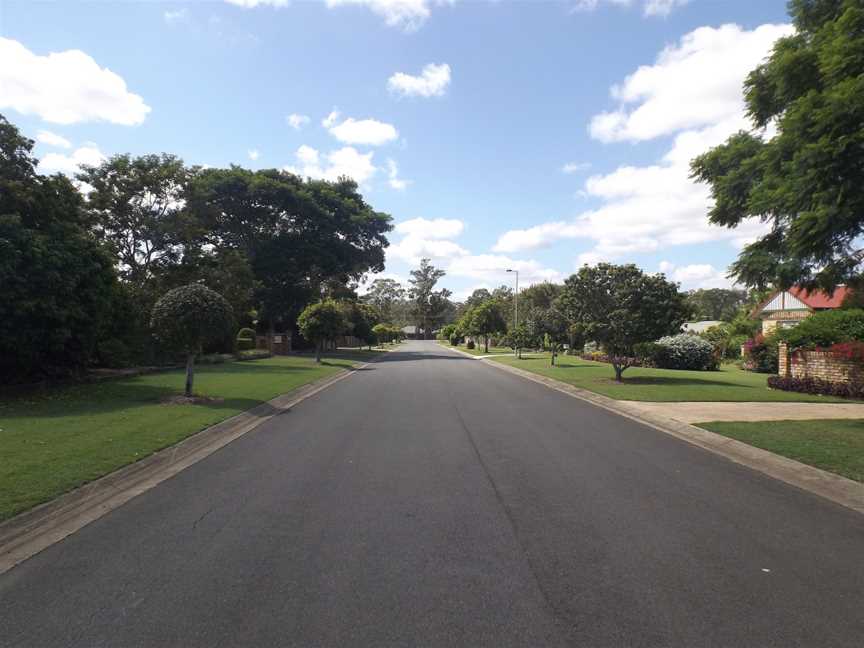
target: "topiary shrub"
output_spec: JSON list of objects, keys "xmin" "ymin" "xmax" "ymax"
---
[
  {"xmin": 653, "ymin": 334, "xmax": 717, "ymax": 370},
  {"xmin": 237, "ymin": 327, "xmax": 256, "ymax": 339},
  {"xmin": 151, "ymin": 284, "xmax": 234, "ymax": 396}
]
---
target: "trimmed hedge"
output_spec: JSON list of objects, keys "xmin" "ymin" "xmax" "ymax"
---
[{"xmin": 768, "ymin": 375, "xmax": 864, "ymax": 400}]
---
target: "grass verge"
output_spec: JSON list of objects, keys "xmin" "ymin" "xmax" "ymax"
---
[
  {"xmin": 489, "ymin": 354, "xmax": 852, "ymax": 403},
  {"xmin": 699, "ymin": 419, "xmax": 864, "ymax": 483},
  {"xmin": 0, "ymin": 351, "xmax": 377, "ymax": 521}
]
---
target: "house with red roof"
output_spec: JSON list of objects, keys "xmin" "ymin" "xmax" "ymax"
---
[{"xmin": 752, "ymin": 285, "xmax": 851, "ymax": 334}]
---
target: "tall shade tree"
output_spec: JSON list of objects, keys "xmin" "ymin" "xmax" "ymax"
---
[
  {"xmin": 150, "ymin": 284, "xmax": 234, "ymax": 396},
  {"xmin": 362, "ymin": 277, "xmax": 405, "ymax": 323},
  {"xmin": 297, "ymin": 300, "xmax": 349, "ymax": 362},
  {"xmin": 691, "ymin": 0, "xmax": 864, "ymax": 291},
  {"xmin": 408, "ymin": 258, "xmax": 451, "ymax": 338},
  {"xmin": 0, "ymin": 114, "xmax": 117, "ymax": 382},
  {"xmin": 78, "ymin": 154, "xmax": 196, "ymax": 288},
  {"xmin": 684, "ymin": 288, "xmax": 748, "ymax": 321},
  {"xmin": 525, "ymin": 305, "xmax": 569, "ymax": 366},
  {"xmin": 559, "ymin": 264, "xmax": 690, "ymax": 381},
  {"xmin": 186, "ymin": 168, "xmax": 392, "ymax": 333}
]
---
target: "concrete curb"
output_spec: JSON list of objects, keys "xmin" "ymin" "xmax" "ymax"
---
[
  {"xmin": 446, "ymin": 344, "xmax": 864, "ymax": 516},
  {"xmin": 0, "ymin": 357, "xmax": 379, "ymax": 576}
]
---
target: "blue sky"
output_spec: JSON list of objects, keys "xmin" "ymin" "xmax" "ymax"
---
[{"xmin": 1, "ymin": 0, "xmax": 791, "ymax": 299}]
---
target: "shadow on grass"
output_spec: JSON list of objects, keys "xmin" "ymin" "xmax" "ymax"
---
[{"xmin": 599, "ymin": 375, "xmax": 756, "ymax": 388}]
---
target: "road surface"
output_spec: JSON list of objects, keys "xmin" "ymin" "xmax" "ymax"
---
[{"xmin": 2, "ymin": 341, "xmax": 863, "ymax": 647}]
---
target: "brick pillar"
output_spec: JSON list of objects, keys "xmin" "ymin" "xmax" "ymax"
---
[{"xmin": 778, "ymin": 342, "xmax": 790, "ymax": 377}]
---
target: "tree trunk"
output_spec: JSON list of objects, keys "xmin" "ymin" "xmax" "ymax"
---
[
  {"xmin": 484, "ymin": 336, "xmax": 489, "ymax": 353},
  {"xmin": 550, "ymin": 349, "xmax": 555, "ymax": 367},
  {"xmin": 315, "ymin": 341, "xmax": 321, "ymax": 363},
  {"xmin": 185, "ymin": 353, "xmax": 195, "ymax": 397},
  {"xmin": 614, "ymin": 364, "xmax": 624, "ymax": 382}
]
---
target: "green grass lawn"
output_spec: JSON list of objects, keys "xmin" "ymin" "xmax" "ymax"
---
[
  {"xmin": 0, "ymin": 351, "xmax": 377, "ymax": 521},
  {"xmin": 490, "ymin": 354, "xmax": 853, "ymax": 403},
  {"xmin": 699, "ymin": 420, "xmax": 864, "ymax": 483}
]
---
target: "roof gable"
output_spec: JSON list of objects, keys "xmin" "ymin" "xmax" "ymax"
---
[{"xmin": 754, "ymin": 285, "xmax": 850, "ymax": 316}]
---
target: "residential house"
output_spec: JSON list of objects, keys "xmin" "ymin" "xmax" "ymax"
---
[{"xmin": 752, "ymin": 285, "xmax": 850, "ymax": 334}]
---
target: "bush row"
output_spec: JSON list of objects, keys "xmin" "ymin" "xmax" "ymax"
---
[{"xmin": 767, "ymin": 375, "xmax": 864, "ymax": 400}]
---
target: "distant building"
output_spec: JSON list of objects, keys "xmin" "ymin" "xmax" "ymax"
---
[
  {"xmin": 401, "ymin": 325, "xmax": 422, "ymax": 339},
  {"xmin": 751, "ymin": 285, "xmax": 850, "ymax": 334},
  {"xmin": 682, "ymin": 320, "xmax": 723, "ymax": 334}
]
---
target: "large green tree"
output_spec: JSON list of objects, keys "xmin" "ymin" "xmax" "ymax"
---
[
  {"xmin": 691, "ymin": 0, "xmax": 864, "ymax": 291},
  {"xmin": 0, "ymin": 114, "xmax": 118, "ymax": 382},
  {"xmin": 684, "ymin": 288, "xmax": 748, "ymax": 321},
  {"xmin": 559, "ymin": 264, "xmax": 690, "ymax": 381},
  {"xmin": 362, "ymin": 277, "xmax": 405, "ymax": 323},
  {"xmin": 408, "ymin": 258, "xmax": 452, "ymax": 338},
  {"xmin": 187, "ymin": 168, "xmax": 391, "ymax": 333},
  {"xmin": 78, "ymin": 154, "xmax": 196, "ymax": 288}
]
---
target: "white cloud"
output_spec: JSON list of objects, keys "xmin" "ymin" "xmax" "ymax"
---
[
  {"xmin": 387, "ymin": 63, "xmax": 451, "ymax": 98},
  {"xmin": 163, "ymin": 8, "xmax": 188, "ymax": 23},
  {"xmin": 658, "ymin": 261, "xmax": 732, "ymax": 289},
  {"xmin": 38, "ymin": 144, "xmax": 106, "ymax": 176},
  {"xmin": 286, "ymin": 113, "xmax": 310, "ymax": 130},
  {"xmin": 588, "ymin": 23, "xmax": 793, "ymax": 143},
  {"xmin": 570, "ymin": 0, "xmax": 687, "ymax": 16},
  {"xmin": 325, "ymin": 0, "xmax": 449, "ymax": 32},
  {"xmin": 322, "ymin": 109, "xmax": 341, "ymax": 128},
  {"xmin": 388, "ymin": 237, "xmax": 469, "ymax": 265},
  {"xmin": 494, "ymin": 23, "xmax": 789, "ymax": 266},
  {"xmin": 35, "ymin": 130, "xmax": 71, "ymax": 149},
  {"xmin": 386, "ymin": 158, "xmax": 409, "ymax": 190},
  {"xmin": 284, "ymin": 144, "xmax": 377, "ymax": 184},
  {"xmin": 643, "ymin": 0, "xmax": 688, "ymax": 16},
  {"xmin": 0, "ymin": 38, "xmax": 151, "ymax": 126},
  {"xmin": 447, "ymin": 254, "xmax": 562, "ymax": 285},
  {"xmin": 562, "ymin": 161, "xmax": 591, "ymax": 174},
  {"xmin": 224, "ymin": 0, "xmax": 290, "ymax": 7},
  {"xmin": 396, "ymin": 217, "xmax": 463, "ymax": 239},
  {"xmin": 327, "ymin": 117, "xmax": 398, "ymax": 146},
  {"xmin": 248, "ymin": 149, "xmax": 260, "ymax": 161}
]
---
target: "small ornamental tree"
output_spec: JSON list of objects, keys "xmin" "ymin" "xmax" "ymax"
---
[
  {"xmin": 469, "ymin": 300, "xmax": 507, "ymax": 353},
  {"xmin": 151, "ymin": 284, "xmax": 234, "ymax": 396},
  {"xmin": 559, "ymin": 263, "xmax": 689, "ymax": 381},
  {"xmin": 526, "ymin": 306, "xmax": 569, "ymax": 366},
  {"xmin": 509, "ymin": 324, "xmax": 535, "ymax": 360},
  {"xmin": 297, "ymin": 300, "xmax": 348, "ymax": 362}
]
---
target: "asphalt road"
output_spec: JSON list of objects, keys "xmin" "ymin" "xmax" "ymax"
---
[{"xmin": 2, "ymin": 341, "xmax": 863, "ymax": 647}]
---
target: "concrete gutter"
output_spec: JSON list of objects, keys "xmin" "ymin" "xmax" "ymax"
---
[
  {"xmin": 446, "ymin": 344, "xmax": 864, "ymax": 516},
  {"xmin": 0, "ymin": 358, "xmax": 377, "ymax": 576}
]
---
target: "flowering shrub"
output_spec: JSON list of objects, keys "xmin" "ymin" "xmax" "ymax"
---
[
  {"xmin": 768, "ymin": 375, "xmax": 864, "ymax": 400},
  {"xmin": 652, "ymin": 334, "xmax": 717, "ymax": 371},
  {"xmin": 741, "ymin": 333, "xmax": 779, "ymax": 373},
  {"xmin": 823, "ymin": 341, "xmax": 864, "ymax": 362}
]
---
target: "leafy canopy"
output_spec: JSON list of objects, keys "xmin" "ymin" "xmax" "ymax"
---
[
  {"xmin": 559, "ymin": 263, "xmax": 689, "ymax": 378},
  {"xmin": 691, "ymin": 0, "xmax": 864, "ymax": 290},
  {"xmin": 150, "ymin": 284, "xmax": 235, "ymax": 354},
  {"xmin": 297, "ymin": 300, "xmax": 349, "ymax": 345}
]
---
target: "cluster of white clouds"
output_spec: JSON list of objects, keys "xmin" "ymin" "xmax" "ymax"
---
[
  {"xmin": 493, "ymin": 22, "xmax": 793, "ymax": 287},
  {"xmin": 0, "ymin": 38, "xmax": 150, "ymax": 126},
  {"xmin": 38, "ymin": 143, "xmax": 106, "ymax": 176},
  {"xmin": 327, "ymin": 116, "xmax": 399, "ymax": 146},
  {"xmin": 286, "ymin": 113, "xmax": 310, "ymax": 130},
  {"xmin": 572, "ymin": 0, "xmax": 689, "ymax": 17},
  {"xmin": 283, "ymin": 144, "xmax": 377, "ymax": 184},
  {"xmin": 386, "ymin": 217, "xmax": 562, "ymax": 289},
  {"xmin": 658, "ymin": 261, "xmax": 731, "ymax": 290},
  {"xmin": 388, "ymin": 63, "xmax": 451, "ymax": 98},
  {"xmin": 324, "ymin": 0, "xmax": 451, "ymax": 32}
]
